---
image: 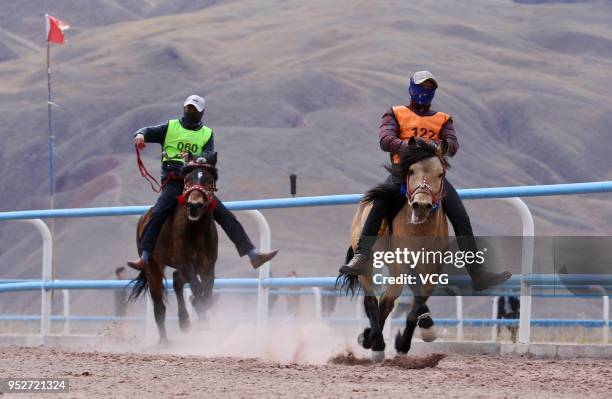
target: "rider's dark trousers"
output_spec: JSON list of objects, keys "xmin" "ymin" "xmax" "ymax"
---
[
  {"xmin": 354, "ymin": 177, "xmax": 476, "ymax": 256},
  {"xmin": 138, "ymin": 180, "xmax": 255, "ymax": 257}
]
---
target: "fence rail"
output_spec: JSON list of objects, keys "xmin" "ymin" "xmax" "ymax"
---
[{"xmin": 1, "ymin": 180, "xmax": 611, "ymax": 345}]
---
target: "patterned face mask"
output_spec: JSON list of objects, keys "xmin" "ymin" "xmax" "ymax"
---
[{"xmin": 408, "ymin": 78, "xmax": 436, "ymax": 105}]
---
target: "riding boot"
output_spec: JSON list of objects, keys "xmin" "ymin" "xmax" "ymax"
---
[
  {"xmin": 213, "ymin": 197, "xmax": 279, "ymax": 268},
  {"xmin": 127, "ymin": 256, "xmax": 147, "ymax": 271},
  {"xmin": 443, "ymin": 179, "xmax": 511, "ymax": 291},
  {"xmin": 249, "ymin": 249, "xmax": 279, "ymax": 269}
]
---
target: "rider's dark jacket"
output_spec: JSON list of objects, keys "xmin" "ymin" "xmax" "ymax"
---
[{"xmin": 135, "ymin": 117, "xmax": 215, "ymax": 180}]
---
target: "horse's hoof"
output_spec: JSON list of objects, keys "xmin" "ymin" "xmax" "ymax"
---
[
  {"xmin": 395, "ymin": 352, "xmax": 408, "ymax": 357},
  {"xmin": 420, "ymin": 326, "xmax": 437, "ymax": 342},
  {"xmin": 357, "ymin": 332, "xmax": 365, "ymax": 345},
  {"xmin": 371, "ymin": 350, "xmax": 385, "ymax": 363},
  {"xmin": 158, "ymin": 337, "xmax": 170, "ymax": 347}
]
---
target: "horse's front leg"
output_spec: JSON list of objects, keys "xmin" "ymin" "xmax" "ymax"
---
[
  {"xmin": 173, "ymin": 270, "xmax": 190, "ymax": 333},
  {"xmin": 394, "ymin": 295, "xmax": 434, "ymax": 354},
  {"xmin": 194, "ymin": 265, "xmax": 215, "ymax": 320},
  {"xmin": 148, "ymin": 262, "xmax": 168, "ymax": 345},
  {"xmin": 358, "ymin": 277, "xmax": 386, "ymax": 362},
  {"xmin": 182, "ymin": 264, "xmax": 203, "ymax": 311},
  {"xmin": 377, "ymin": 290, "xmax": 402, "ymax": 349},
  {"xmin": 378, "ymin": 266, "xmax": 403, "ymax": 342}
]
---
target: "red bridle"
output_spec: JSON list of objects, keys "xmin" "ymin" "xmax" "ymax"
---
[
  {"xmin": 178, "ymin": 183, "xmax": 217, "ymax": 211},
  {"xmin": 406, "ymin": 157, "xmax": 446, "ymax": 211},
  {"xmin": 177, "ymin": 167, "xmax": 218, "ymax": 212}
]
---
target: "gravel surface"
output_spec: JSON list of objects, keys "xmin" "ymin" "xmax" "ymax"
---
[{"xmin": 1, "ymin": 346, "xmax": 611, "ymax": 398}]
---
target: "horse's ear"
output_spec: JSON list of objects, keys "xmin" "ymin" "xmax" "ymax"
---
[
  {"xmin": 207, "ymin": 152, "xmax": 218, "ymax": 166},
  {"xmin": 408, "ymin": 136, "xmax": 418, "ymax": 147}
]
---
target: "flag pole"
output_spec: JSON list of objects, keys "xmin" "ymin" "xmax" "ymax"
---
[{"xmin": 46, "ymin": 40, "xmax": 57, "ymax": 280}]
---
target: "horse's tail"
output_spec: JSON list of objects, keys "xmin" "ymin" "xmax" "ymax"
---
[
  {"xmin": 128, "ymin": 270, "xmax": 148, "ymax": 302},
  {"xmin": 335, "ymin": 246, "xmax": 361, "ymax": 297}
]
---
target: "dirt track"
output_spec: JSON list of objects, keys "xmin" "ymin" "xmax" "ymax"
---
[{"xmin": 1, "ymin": 347, "xmax": 611, "ymax": 398}]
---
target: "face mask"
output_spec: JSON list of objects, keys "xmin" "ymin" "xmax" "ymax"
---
[
  {"xmin": 408, "ymin": 78, "xmax": 436, "ymax": 106},
  {"xmin": 182, "ymin": 111, "xmax": 203, "ymax": 127}
]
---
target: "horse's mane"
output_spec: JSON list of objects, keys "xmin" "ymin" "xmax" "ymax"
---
[{"xmin": 362, "ymin": 139, "xmax": 450, "ymax": 229}]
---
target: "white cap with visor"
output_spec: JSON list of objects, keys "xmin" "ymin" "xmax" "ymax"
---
[{"xmin": 184, "ymin": 95, "xmax": 206, "ymax": 112}]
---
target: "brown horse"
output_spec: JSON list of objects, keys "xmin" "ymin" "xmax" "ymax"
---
[
  {"xmin": 130, "ymin": 153, "xmax": 219, "ymax": 344},
  {"xmin": 338, "ymin": 138, "xmax": 449, "ymax": 361}
]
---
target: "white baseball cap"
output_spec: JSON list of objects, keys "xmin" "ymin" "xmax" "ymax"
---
[
  {"xmin": 184, "ymin": 94, "xmax": 206, "ymax": 112},
  {"xmin": 412, "ymin": 71, "xmax": 438, "ymax": 88}
]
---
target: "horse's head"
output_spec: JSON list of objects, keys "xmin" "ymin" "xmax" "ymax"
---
[
  {"xmin": 394, "ymin": 137, "xmax": 449, "ymax": 224},
  {"xmin": 179, "ymin": 152, "xmax": 218, "ymax": 221}
]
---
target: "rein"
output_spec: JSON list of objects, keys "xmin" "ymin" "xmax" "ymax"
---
[
  {"xmin": 135, "ymin": 146, "xmax": 217, "ymax": 211},
  {"xmin": 135, "ymin": 145, "xmax": 182, "ymax": 193}
]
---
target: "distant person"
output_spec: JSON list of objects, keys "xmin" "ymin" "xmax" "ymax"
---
[
  {"xmin": 126, "ymin": 95, "xmax": 278, "ymax": 271},
  {"xmin": 340, "ymin": 71, "xmax": 511, "ymax": 290},
  {"xmin": 114, "ymin": 266, "xmax": 128, "ymax": 317}
]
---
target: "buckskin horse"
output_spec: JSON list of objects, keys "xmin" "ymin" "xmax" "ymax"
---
[
  {"xmin": 337, "ymin": 138, "xmax": 449, "ymax": 361},
  {"xmin": 130, "ymin": 153, "xmax": 219, "ymax": 344}
]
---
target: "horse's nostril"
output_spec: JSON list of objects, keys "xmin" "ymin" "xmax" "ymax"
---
[
  {"xmin": 412, "ymin": 202, "xmax": 420, "ymax": 210},
  {"xmin": 425, "ymin": 203, "xmax": 433, "ymax": 210}
]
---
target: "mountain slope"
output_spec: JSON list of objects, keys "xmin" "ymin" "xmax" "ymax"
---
[{"xmin": 0, "ymin": 0, "xmax": 611, "ymax": 303}]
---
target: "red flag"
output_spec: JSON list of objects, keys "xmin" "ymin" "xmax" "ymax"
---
[{"xmin": 45, "ymin": 14, "xmax": 69, "ymax": 44}]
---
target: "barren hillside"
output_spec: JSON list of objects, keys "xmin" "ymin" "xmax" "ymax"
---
[{"xmin": 1, "ymin": 1, "xmax": 611, "ymax": 315}]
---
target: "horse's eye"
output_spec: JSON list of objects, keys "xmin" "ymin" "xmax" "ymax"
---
[
  {"xmin": 438, "ymin": 173, "xmax": 444, "ymax": 178},
  {"xmin": 408, "ymin": 169, "xmax": 414, "ymax": 176}
]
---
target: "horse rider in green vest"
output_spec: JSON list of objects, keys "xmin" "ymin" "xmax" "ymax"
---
[{"xmin": 127, "ymin": 95, "xmax": 278, "ymax": 271}]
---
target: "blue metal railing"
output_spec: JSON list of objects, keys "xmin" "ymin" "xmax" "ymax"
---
[
  {"xmin": 1, "ymin": 275, "xmax": 610, "ymax": 295},
  {"xmin": 1, "ymin": 181, "xmax": 611, "ymax": 220},
  {"xmin": 1, "ymin": 314, "xmax": 609, "ymax": 328},
  {"xmin": 1, "ymin": 180, "xmax": 611, "ymax": 343}
]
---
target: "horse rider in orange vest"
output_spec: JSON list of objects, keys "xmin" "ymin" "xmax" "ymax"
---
[{"xmin": 341, "ymin": 71, "xmax": 511, "ymax": 290}]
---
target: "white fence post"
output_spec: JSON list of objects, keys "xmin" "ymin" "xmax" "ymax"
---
[
  {"xmin": 500, "ymin": 198, "xmax": 534, "ymax": 344},
  {"xmin": 145, "ymin": 294, "xmax": 154, "ymax": 341},
  {"xmin": 491, "ymin": 296, "xmax": 499, "ymax": 342},
  {"xmin": 240, "ymin": 210, "xmax": 272, "ymax": 330},
  {"xmin": 312, "ymin": 287, "xmax": 322, "ymax": 320},
  {"xmin": 13, "ymin": 219, "xmax": 52, "ymax": 345},
  {"xmin": 603, "ymin": 295, "xmax": 609, "ymax": 344},
  {"xmin": 62, "ymin": 289, "xmax": 70, "ymax": 335},
  {"xmin": 456, "ymin": 296, "xmax": 464, "ymax": 341}
]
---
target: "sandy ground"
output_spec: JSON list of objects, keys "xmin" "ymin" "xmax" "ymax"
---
[{"xmin": 1, "ymin": 346, "xmax": 611, "ymax": 399}]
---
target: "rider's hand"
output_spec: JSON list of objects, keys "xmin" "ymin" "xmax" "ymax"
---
[{"xmin": 134, "ymin": 133, "xmax": 146, "ymax": 149}]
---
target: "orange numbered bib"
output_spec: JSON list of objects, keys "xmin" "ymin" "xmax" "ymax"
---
[{"xmin": 392, "ymin": 106, "xmax": 449, "ymax": 164}]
